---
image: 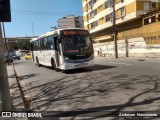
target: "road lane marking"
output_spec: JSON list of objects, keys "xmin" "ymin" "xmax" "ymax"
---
[{"xmin": 108, "ymin": 62, "xmax": 132, "ymax": 66}]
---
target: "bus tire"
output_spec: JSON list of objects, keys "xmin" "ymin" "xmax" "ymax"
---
[
  {"xmin": 51, "ymin": 59, "xmax": 58, "ymax": 71},
  {"xmin": 36, "ymin": 57, "xmax": 41, "ymax": 67}
]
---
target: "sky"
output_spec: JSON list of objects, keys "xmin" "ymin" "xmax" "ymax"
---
[{"xmin": 4, "ymin": 0, "xmax": 83, "ymax": 37}]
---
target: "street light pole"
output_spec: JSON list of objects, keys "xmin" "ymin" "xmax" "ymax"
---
[
  {"xmin": 113, "ymin": 0, "xmax": 118, "ymax": 58},
  {"xmin": 32, "ymin": 23, "xmax": 35, "ymax": 37}
]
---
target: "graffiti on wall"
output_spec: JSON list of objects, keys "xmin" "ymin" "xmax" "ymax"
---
[
  {"xmin": 118, "ymin": 44, "xmax": 125, "ymax": 52},
  {"xmin": 94, "ymin": 40, "xmax": 160, "ymax": 54}
]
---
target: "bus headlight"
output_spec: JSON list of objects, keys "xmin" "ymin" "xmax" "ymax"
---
[
  {"xmin": 65, "ymin": 57, "xmax": 69, "ymax": 60},
  {"xmin": 64, "ymin": 57, "xmax": 69, "ymax": 62}
]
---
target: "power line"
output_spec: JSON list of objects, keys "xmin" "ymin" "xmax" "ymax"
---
[
  {"xmin": 11, "ymin": 9, "xmax": 82, "ymax": 16},
  {"xmin": 12, "ymin": 9, "xmax": 82, "ymax": 14}
]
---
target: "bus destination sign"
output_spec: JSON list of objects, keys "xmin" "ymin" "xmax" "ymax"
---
[{"xmin": 62, "ymin": 30, "xmax": 88, "ymax": 36}]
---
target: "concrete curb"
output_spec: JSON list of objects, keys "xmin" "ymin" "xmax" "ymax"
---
[{"xmin": 13, "ymin": 65, "xmax": 44, "ymax": 120}]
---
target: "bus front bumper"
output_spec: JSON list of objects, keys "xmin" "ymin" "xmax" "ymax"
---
[{"xmin": 61, "ymin": 59, "xmax": 95, "ymax": 70}]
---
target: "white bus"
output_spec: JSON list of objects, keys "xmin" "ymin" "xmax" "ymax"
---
[{"xmin": 30, "ymin": 28, "xmax": 94, "ymax": 71}]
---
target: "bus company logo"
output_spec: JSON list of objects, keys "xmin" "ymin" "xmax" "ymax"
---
[{"xmin": 2, "ymin": 112, "xmax": 11, "ymax": 117}]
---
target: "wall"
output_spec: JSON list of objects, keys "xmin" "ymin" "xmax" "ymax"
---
[{"xmin": 94, "ymin": 37, "xmax": 160, "ymax": 58}]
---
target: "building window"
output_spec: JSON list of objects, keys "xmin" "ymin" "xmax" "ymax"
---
[
  {"xmin": 144, "ymin": 2, "xmax": 150, "ymax": 11},
  {"xmin": 89, "ymin": 1, "xmax": 92, "ymax": 7},
  {"xmin": 94, "ymin": 9, "xmax": 97, "ymax": 16},
  {"xmin": 90, "ymin": 12, "xmax": 94, "ymax": 18},
  {"xmin": 105, "ymin": 12, "xmax": 114, "ymax": 22},
  {"xmin": 91, "ymin": 21, "xmax": 98, "ymax": 28},
  {"xmin": 89, "ymin": 0, "xmax": 97, "ymax": 8},
  {"xmin": 110, "ymin": 0, "xmax": 114, "ymax": 7},
  {"xmin": 105, "ymin": 0, "xmax": 115, "ymax": 9},
  {"xmin": 90, "ymin": 9, "xmax": 97, "ymax": 19},
  {"xmin": 105, "ymin": 0, "xmax": 110, "ymax": 9},
  {"xmin": 116, "ymin": 7, "xmax": 125, "ymax": 19},
  {"xmin": 121, "ymin": 7, "xmax": 125, "ymax": 17},
  {"xmin": 106, "ymin": 14, "xmax": 110, "ymax": 22}
]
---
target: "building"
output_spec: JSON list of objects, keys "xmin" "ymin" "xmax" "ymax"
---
[
  {"xmin": 82, "ymin": 0, "xmax": 160, "ymax": 43},
  {"xmin": 58, "ymin": 15, "xmax": 84, "ymax": 29},
  {"xmin": 4, "ymin": 37, "xmax": 33, "ymax": 52}
]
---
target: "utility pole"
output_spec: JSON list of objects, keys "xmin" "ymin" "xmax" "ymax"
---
[
  {"xmin": 0, "ymin": 0, "xmax": 12, "ymax": 111},
  {"xmin": 32, "ymin": 23, "xmax": 34, "ymax": 37},
  {"xmin": 113, "ymin": 0, "xmax": 118, "ymax": 58},
  {"xmin": 2, "ymin": 22, "xmax": 7, "ymax": 51},
  {"xmin": 0, "ymin": 22, "xmax": 12, "ymax": 111}
]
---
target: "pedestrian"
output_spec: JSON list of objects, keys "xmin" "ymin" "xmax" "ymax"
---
[
  {"xmin": 99, "ymin": 48, "xmax": 102, "ymax": 57},
  {"xmin": 97, "ymin": 50, "xmax": 100, "ymax": 57}
]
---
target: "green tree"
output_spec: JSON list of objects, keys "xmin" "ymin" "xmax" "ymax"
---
[{"xmin": 17, "ymin": 38, "xmax": 31, "ymax": 50}]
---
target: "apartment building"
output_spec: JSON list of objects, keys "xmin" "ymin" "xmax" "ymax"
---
[
  {"xmin": 82, "ymin": 0, "xmax": 160, "ymax": 43},
  {"xmin": 58, "ymin": 15, "xmax": 84, "ymax": 29}
]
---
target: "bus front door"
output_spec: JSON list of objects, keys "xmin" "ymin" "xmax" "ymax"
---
[{"xmin": 55, "ymin": 37, "xmax": 60, "ymax": 68}]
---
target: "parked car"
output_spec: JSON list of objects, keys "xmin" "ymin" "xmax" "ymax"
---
[
  {"xmin": 25, "ymin": 53, "xmax": 32, "ymax": 60},
  {"xmin": 5, "ymin": 55, "xmax": 13, "ymax": 63},
  {"xmin": 12, "ymin": 54, "xmax": 21, "ymax": 60}
]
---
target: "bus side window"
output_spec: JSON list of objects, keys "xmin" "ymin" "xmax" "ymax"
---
[
  {"xmin": 47, "ymin": 36, "xmax": 55, "ymax": 50},
  {"xmin": 40, "ymin": 39, "xmax": 44, "ymax": 50}
]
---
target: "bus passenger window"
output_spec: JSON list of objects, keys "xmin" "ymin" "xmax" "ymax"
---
[{"xmin": 47, "ymin": 36, "xmax": 55, "ymax": 50}]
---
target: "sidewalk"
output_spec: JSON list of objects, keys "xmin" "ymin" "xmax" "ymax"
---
[
  {"xmin": 6, "ymin": 64, "xmax": 28, "ymax": 120},
  {"xmin": 0, "ymin": 56, "xmax": 12, "ymax": 113},
  {"xmin": 96, "ymin": 55, "xmax": 160, "ymax": 61}
]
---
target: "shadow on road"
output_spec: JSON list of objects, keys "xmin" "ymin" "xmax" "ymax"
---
[
  {"xmin": 19, "ymin": 70, "xmax": 160, "ymax": 120},
  {"xmin": 14, "ymin": 59, "xmax": 160, "ymax": 120},
  {"xmin": 18, "ymin": 74, "xmax": 38, "ymax": 81}
]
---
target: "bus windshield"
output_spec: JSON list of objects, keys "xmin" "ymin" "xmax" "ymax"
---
[{"xmin": 61, "ymin": 30, "xmax": 93, "ymax": 59}]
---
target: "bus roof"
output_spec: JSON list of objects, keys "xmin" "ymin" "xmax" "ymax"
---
[{"xmin": 31, "ymin": 28, "xmax": 88, "ymax": 41}]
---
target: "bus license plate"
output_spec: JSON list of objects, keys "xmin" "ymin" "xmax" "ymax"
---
[{"xmin": 75, "ymin": 63, "xmax": 88, "ymax": 68}]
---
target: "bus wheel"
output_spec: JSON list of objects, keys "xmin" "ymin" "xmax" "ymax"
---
[
  {"xmin": 51, "ymin": 59, "xmax": 57, "ymax": 71},
  {"xmin": 36, "ymin": 57, "xmax": 41, "ymax": 67}
]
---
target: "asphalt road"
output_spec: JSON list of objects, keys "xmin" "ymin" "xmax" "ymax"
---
[{"xmin": 12, "ymin": 57, "xmax": 160, "ymax": 120}]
